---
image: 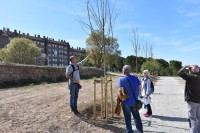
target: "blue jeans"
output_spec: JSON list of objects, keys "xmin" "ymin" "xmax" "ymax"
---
[
  {"xmin": 187, "ymin": 101, "xmax": 200, "ymax": 133},
  {"xmin": 69, "ymin": 83, "xmax": 79, "ymax": 110},
  {"xmin": 122, "ymin": 105, "xmax": 143, "ymax": 133}
]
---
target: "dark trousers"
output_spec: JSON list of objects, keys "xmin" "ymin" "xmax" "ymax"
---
[
  {"xmin": 122, "ymin": 105, "xmax": 143, "ymax": 133},
  {"xmin": 145, "ymin": 104, "xmax": 152, "ymax": 114}
]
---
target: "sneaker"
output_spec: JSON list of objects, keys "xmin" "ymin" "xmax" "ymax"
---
[
  {"xmin": 143, "ymin": 113, "xmax": 148, "ymax": 116},
  {"xmin": 144, "ymin": 113, "xmax": 152, "ymax": 117}
]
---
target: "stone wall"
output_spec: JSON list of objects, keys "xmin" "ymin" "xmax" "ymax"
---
[{"xmin": 0, "ymin": 63, "xmax": 104, "ymax": 87}]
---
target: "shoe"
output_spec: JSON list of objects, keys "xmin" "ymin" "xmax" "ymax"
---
[
  {"xmin": 74, "ymin": 109, "xmax": 81, "ymax": 115},
  {"xmin": 71, "ymin": 109, "xmax": 75, "ymax": 113},
  {"xmin": 143, "ymin": 113, "xmax": 148, "ymax": 116},
  {"xmin": 144, "ymin": 113, "xmax": 152, "ymax": 117}
]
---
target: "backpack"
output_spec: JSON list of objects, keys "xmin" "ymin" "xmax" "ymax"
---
[
  {"xmin": 67, "ymin": 64, "xmax": 79, "ymax": 81},
  {"xmin": 142, "ymin": 77, "xmax": 154, "ymax": 94},
  {"xmin": 150, "ymin": 80, "xmax": 154, "ymax": 94}
]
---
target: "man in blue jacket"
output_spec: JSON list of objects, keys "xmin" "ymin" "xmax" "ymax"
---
[{"xmin": 118, "ymin": 65, "xmax": 143, "ymax": 133}]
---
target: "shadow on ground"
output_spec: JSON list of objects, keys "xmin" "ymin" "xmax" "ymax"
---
[
  {"xmin": 79, "ymin": 104, "xmax": 126, "ymax": 133},
  {"xmin": 152, "ymin": 115, "xmax": 188, "ymax": 122}
]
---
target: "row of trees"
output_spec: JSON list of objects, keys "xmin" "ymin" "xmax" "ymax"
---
[
  {"xmin": 80, "ymin": 54, "xmax": 182, "ymax": 76},
  {"xmin": 0, "ymin": 37, "xmax": 182, "ymax": 76}
]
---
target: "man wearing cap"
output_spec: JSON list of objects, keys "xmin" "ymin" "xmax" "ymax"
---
[
  {"xmin": 66, "ymin": 52, "xmax": 92, "ymax": 115},
  {"xmin": 178, "ymin": 64, "xmax": 200, "ymax": 133}
]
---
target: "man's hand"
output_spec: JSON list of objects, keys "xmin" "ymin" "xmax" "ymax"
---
[
  {"xmin": 179, "ymin": 65, "xmax": 190, "ymax": 73},
  {"xmin": 72, "ymin": 79, "xmax": 79, "ymax": 83},
  {"xmin": 84, "ymin": 50, "xmax": 93, "ymax": 61},
  {"xmin": 144, "ymin": 95, "xmax": 149, "ymax": 99},
  {"xmin": 185, "ymin": 65, "xmax": 190, "ymax": 69}
]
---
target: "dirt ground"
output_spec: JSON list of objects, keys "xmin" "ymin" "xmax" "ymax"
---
[{"xmin": 0, "ymin": 76, "xmax": 128, "ymax": 133}]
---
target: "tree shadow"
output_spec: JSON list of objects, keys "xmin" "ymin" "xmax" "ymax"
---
[
  {"xmin": 141, "ymin": 116, "xmax": 189, "ymax": 132},
  {"xmin": 152, "ymin": 115, "xmax": 188, "ymax": 122},
  {"xmin": 78, "ymin": 104, "xmax": 127, "ymax": 133}
]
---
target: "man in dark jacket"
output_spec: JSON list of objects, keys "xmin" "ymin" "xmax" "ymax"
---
[{"xmin": 178, "ymin": 64, "xmax": 200, "ymax": 133}]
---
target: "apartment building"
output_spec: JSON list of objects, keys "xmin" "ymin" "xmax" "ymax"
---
[{"xmin": 0, "ymin": 27, "xmax": 86, "ymax": 66}]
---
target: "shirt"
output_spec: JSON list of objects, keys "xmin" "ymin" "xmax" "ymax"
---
[
  {"xmin": 141, "ymin": 77, "xmax": 151, "ymax": 96},
  {"xmin": 66, "ymin": 59, "xmax": 86, "ymax": 83},
  {"xmin": 178, "ymin": 71, "xmax": 200, "ymax": 103},
  {"xmin": 118, "ymin": 74, "xmax": 141, "ymax": 105}
]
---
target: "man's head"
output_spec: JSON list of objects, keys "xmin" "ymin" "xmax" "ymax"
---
[
  {"xmin": 70, "ymin": 56, "xmax": 78, "ymax": 64},
  {"xmin": 122, "ymin": 65, "xmax": 131, "ymax": 75},
  {"xmin": 189, "ymin": 64, "xmax": 199, "ymax": 74}
]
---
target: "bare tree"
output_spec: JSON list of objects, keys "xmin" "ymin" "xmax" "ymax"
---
[
  {"xmin": 77, "ymin": 0, "xmax": 118, "ymax": 76},
  {"xmin": 130, "ymin": 28, "xmax": 142, "ymax": 73},
  {"xmin": 149, "ymin": 44, "xmax": 154, "ymax": 58},
  {"xmin": 143, "ymin": 41, "xmax": 149, "ymax": 60}
]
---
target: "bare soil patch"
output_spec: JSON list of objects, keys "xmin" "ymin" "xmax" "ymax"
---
[{"xmin": 0, "ymin": 76, "xmax": 127, "ymax": 133}]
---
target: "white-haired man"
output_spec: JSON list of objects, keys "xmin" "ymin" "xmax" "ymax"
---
[
  {"xmin": 118, "ymin": 65, "xmax": 143, "ymax": 133},
  {"xmin": 178, "ymin": 64, "xmax": 200, "ymax": 133}
]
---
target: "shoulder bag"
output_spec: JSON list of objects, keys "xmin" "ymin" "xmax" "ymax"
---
[{"xmin": 126, "ymin": 77, "xmax": 142, "ymax": 110}]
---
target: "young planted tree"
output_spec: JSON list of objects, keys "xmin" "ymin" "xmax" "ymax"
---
[
  {"xmin": 78, "ymin": 1, "xmax": 119, "ymax": 118},
  {"xmin": 78, "ymin": 0, "xmax": 118, "ymax": 76}
]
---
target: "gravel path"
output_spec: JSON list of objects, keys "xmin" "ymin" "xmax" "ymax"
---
[
  {"xmin": 140, "ymin": 76, "xmax": 189, "ymax": 133},
  {"xmin": 0, "ymin": 76, "xmax": 190, "ymax": 133}
]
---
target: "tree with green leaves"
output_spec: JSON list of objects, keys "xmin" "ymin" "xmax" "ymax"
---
[
  {"xmin": 86, "ymin": 30, "xmax": 120, "ymax": 68},
  {"xmin": 78, "ymin": 55, "xmax": 93, "ymax": 67},
  {"xmin": 116, "ymin": 56, "xmax": 125, "ymax": 71},
  {"xmin": 125, "ymin": 55, "xmax": 146, "ymax": 73},
  {"xmin": 0, "ymin": 38, "xmax": 41, "ymax": 64},
  {"xmin": 141, "ymin": 59, "xmax": 160, "ymax": 75},
  {"xmin": 169, "ymin": 60, "xmax": 182, "ymax": 76},
  {"xmin": 157, "ymin": 59, "xmax": 169, "ymax": 68}
]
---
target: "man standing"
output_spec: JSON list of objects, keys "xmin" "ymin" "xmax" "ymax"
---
[
  {"xmin": 66, "ymin": 52, "xmax": 91, "ymax": 115},
  {"xmin": 178, "ymin": 65, "xmax": 200, "ymax": 133},
  {"xmin": 118, "ymin": 65, "xmax": 143, "ymax": 133}
]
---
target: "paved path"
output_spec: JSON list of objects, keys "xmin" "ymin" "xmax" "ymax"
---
[{"xmin": 139, "ymin": 76, "xmax": 189, "ymax": 133}]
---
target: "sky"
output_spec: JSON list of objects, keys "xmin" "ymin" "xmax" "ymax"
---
[{"xmin": 1, "ymin": 0, "xmax": 200, "ymax": 65}]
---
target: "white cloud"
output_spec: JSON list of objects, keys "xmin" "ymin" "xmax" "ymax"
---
[
  {"xmin": 180, "ymin": 42, "xmax": 200, "ymax": 53},
  {"xmin": 115, "ymin": 23, "xmax": 132, "ymax": 30},
  {"xmin": 143, "ymin": 32, "xmax": 200, "ymax": 53},
  {"xmin": 115, "ymin": 22, "xmax": 142, "ymax": 31},
  {"xmin": 176, "ymin": 0, "xmax": 200, "ymax": 18},
  {"xmin": 64, "ymin": 8, "xmax": 87, "ymax": 17},
  {"xmin": 142, "ymin": 33, "xmax": 153, "ymax": 38}
]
